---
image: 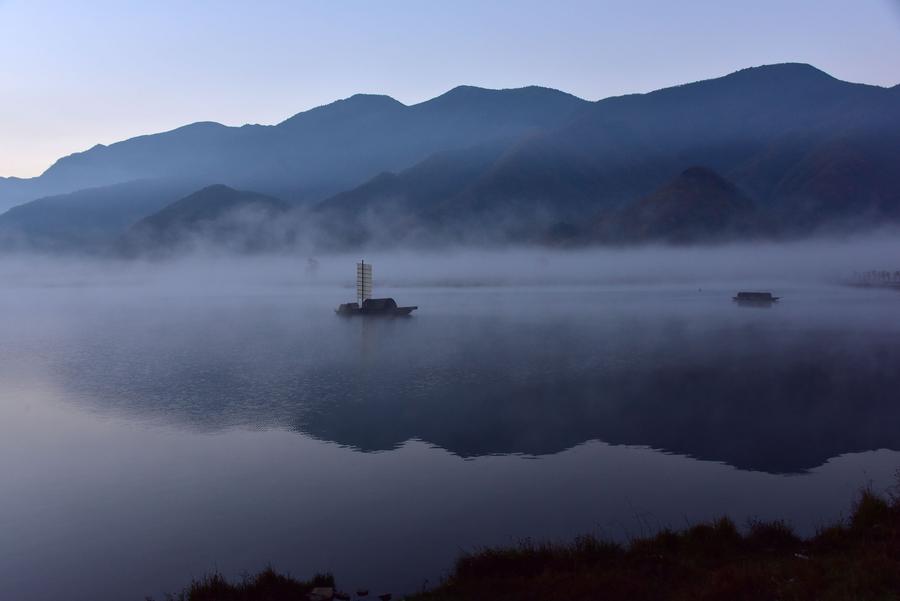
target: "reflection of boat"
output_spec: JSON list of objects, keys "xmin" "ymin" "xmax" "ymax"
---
[
  {"xmin": 336, "ymin": 261, "xmax": 417, "ymax": 317},
  {"xmin": 733, "ymin": 291, "xmax": 779, "ymax": 305}
]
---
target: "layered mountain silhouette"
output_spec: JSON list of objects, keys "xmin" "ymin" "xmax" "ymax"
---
[
  {"xmin": 0, "ymin": 178, "xmax": 203, "ymax": 252},
  {"xmin": 590, "ymin": 167, "xmax": 765, "ymax": 244},
  {"xmin": 1, "ymin": 63, "xmax": 898, "ymax": 253},
  {"xmin": 0, "ymin": 85, "xmax": 587, "ymax": 212},
  {"xmin": 307, "ymin": 63, "xmax": 900, "ymax": 247},
  {"xmin": 120, "ymin": 184, "xmax": 290, "ymax": 255}
]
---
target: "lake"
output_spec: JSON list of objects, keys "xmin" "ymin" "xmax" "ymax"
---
[{"xmin": 2, "ymin": 257, "xmax": 899, "ymax": 600}]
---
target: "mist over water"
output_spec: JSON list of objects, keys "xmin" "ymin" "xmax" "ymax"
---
[
  {"xmin": 2, "ymin": 236, "xmax": 900, "ymax": 600},
  {"xmin": 5, "ymin": 230, "xmax": 900, "ymax": 287}
]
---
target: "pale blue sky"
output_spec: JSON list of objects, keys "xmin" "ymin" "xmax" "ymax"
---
[{"xmin": 2, "ymin": 0, "xmax": 900, "ymax": 177}]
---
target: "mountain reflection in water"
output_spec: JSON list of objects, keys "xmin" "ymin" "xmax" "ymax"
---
[{"xmin": 25, "ymin": 284, "xmax": 900, "ymax": 474}]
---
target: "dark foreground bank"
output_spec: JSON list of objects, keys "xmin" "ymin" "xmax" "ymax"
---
[{"xmin": 158, "ymin": 486, "xmax": 900, "ymax": 601}]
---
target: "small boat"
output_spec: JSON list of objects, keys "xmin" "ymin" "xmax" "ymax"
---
[
  {"xmin": 336, "ymin": 298, "xmax": 417, "ymax": 316},
  {"xmin": 336, "ymin": 261, "xmax": 417, "ymax": 317},
  {"xmin": 848, "ymin": 270, "xmax": 900, "ymax": 289},
  {"xmin": 733, "ymin": 291, "xmax": 779, "ymax": 305}
]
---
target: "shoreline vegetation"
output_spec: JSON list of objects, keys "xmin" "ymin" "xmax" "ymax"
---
[{"xmin": 157, "ymin": 484, "xmax": 900, "ymax": 601}]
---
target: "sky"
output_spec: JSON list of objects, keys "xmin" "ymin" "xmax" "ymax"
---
[{"xmin": 2, "ymin": 0, "xmax": 900, "ymax": 178}]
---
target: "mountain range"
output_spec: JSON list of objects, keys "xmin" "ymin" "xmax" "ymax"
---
[{"xmin": 1, "ymin": 63, "xmax": 898, "ymax": 254}]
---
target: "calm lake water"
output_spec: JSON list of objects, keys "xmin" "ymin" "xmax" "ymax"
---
[{"xmin": 2, "ymin": 268, "xmax": 900, "ymax": 600}]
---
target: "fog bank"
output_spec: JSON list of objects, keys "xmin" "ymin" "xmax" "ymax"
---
[{"xmin": 0, "ymin": 233, "xmax": 898, "ymax": 292}]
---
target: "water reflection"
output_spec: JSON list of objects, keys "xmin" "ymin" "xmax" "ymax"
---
[{"xmin": 25, "ymin": 285, "xmax": 900, "ymax": 474}]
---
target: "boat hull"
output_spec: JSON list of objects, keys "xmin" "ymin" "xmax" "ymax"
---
[
  {"xmin": 733, "ymin": 292, "xmax": 779, "ymax": 306},
  {"xmin": 733, "ymin": 298, "xmax": 777, "ymax": 307},
  {"xmin": 335, "ymin": 305, "xmax": 417, "ymax": 317}
]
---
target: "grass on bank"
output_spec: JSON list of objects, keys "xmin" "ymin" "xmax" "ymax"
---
[
  {"xmin": 151, "ymin": 568, "xmax": 333, "ymax": 601},
  {"xmin": 160, "ymin": 486, "xmax": 900, "ymax": 601}
]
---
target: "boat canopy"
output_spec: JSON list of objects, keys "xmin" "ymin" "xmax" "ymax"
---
[
  {"xmin": 735, "ymin": 292, "xmax": 777, "ymax": 301},
  {"xmin": 362, "ymin": 298, "xmax": 398, "ymax": 310}
]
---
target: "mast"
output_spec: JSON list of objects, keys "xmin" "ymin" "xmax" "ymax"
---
[{"xmin": 357, "ymin": 260, "xmax": 372, "ymax": 306}]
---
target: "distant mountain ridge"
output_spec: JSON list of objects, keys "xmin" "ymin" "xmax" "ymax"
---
[
  {"xmin": 307, "ymin": 63, "xmax": 900, "ymax": 247},
  {"xmin": 0, "ymin": 85, "xmax": 588, "ymax": 212},
  {"xmin": 1, "ymin": 63, "xmax": 899, "ymax": 253}
]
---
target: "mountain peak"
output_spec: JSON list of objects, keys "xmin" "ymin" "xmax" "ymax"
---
[
  {"xmin": 424, "ymin": 84, "xmax": 583, "ymax": 106},
  {"xmin": 193, "ymin": 183, "xmax": 237, "ymax": 196},
  {"xmin": 724, "ymin": 62, "xmax": 837, "ymax": 84},
  {"xmin": 437, "ymin": 85, "xmax": 493, "ymax": 97},
  {"xmin": 279, "ymin": 94, "xmax": 404, "ymax": 127},
  {"xmin": 421, "ymin": 85, "xmax": 512, "ymax": 108},
  {"xmin": 341, "ymin": 93, "xmax": 404, "ymax": 106},
  {"xmin": 129, "ymin": 184, "xmax": 286, "ymax": 232},
  {"xmin": 739, "ymin": 62, "xmax": 828, "ymax": 75},
  {"xmin": 119, "ymin": 184, "xmax": 288, "ymax": 255},
  {"xmin": 152, "ymin": 184, "xmax": 287, "ymax": 216},
  {"xmin": 594, "ymin": 166, "xmax": 762, "ymax": 244},
  {"xmin": 630, "ymin": 63, "xmax": 844, "ymax": 102}
]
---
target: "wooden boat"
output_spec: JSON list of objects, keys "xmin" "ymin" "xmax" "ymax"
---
[
  {"xmin": 733, "ymin": 291, "xmax": 779, "ymax": 305},
  {"xmin": 336, "ymin": 261, "xmax": 417, "ymax": 316},
  {"xmin": 336, "ymin": 298, "xmax": 417, "ymax": 316}
]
